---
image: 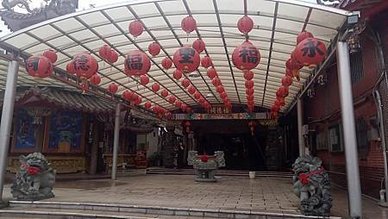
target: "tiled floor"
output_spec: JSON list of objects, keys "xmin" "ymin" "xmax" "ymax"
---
[{"xmin": 3, "ymin": 174, "xmax": 388, "ymax": 218}]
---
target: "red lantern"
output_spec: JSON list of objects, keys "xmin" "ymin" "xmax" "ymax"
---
[
  {"xmin": 175, "ymin": 101, "xmax": 182, "ymax": 108},
  {"xmin": 161, "ymin": 89, "xmax": 168, "ymax": 97},
  {"xmin": 245, "ymin": 80, "xmax": 254, "ymax": 89},
  {"xmin": 42, "ymin": 49, "xmax": 57, "ymax": 63},
  {"xmin": 237, "ymin": 16, "xmax": 254, "ymax": 34},
  {"xmin": 244, "ymin": 70, "xmax": 254, "ymax": 80},
  {"xmin": 232, "ymin": 41, "xmax": 260, "ymax": 71},
  {"xmin": 194, "ymin": 92, "xmax": 201, "ymax": 100},
  {"xmin": 140, "ymin": 75, "xmax": 149, "ymax": 85},
  {"xmin": 192, "ymin": 39, "xmax": 205, "ymax": 53},
  {"xmin": 168, "ymin": 96, "xmax": 176, "ymax": 104},
  {"xmin": 124, "ymin": 50, "xmax": 151, "ymax": 76},
  {"xmin": 99, "ymin": 45, "xmax": 111, "ymax": 60},
  {"xmin": 73, "ymin": 53, "xmax": 98, "ymax": 79},
  {"xmin": 216, "ymin": 86, "xmax": 225, "ymax": 94},
  {"xmin": 122, "ymin": 90, "xmax": 134, "ymax": 101},
  {"xmin": 188, "ymin": 86, "xmax": 196, "ymax": 94},
  {"xmin": 247, "ymin": 95, "xmax": 254, "ymax": 101},
  {"xmin": 134, "ymin": 96, "xmax": 142, "ymax": 105},
  {"xmin": 285, "ymin": 68, "xmax": 293, "ymax": 77},
  {"xmin": 108, "ymin": 83, "xmax": 118, "ymax": 94},
  {"xmin": 66, "ymin": 61, "xmax": 75, "ymax": 74},
  {"xmin": 207, "ymin": 68, "xmax": 217, "ymax": 79},
  {"xmin": 181, "ymin": 104, "xmax": 188, "ymax": 112},
  {"xmin": 26, "ymin": 56, "xmax": 53, "ymax": 78},
  {"xmin": 275, "ymin": 97, "xmax": 285, "ymax": 107},
  {"xmin": 281, "ymin": 75, "xmax": 293, "ymax": 87},
  {"xmin": 220, "ymin": 92, "xmax": 228, "ymax": 99},
  {"xmin": 293, "ymin": 38, "xmax": 327, "ymax": 67},
  {"xmin": 212, "ymin": 77, "xmax": 221, "ymax": 87},
  {"xmin": 271, "ymin": 104, "xmax": 280, "ymax": 112},
  {"xmin": 152, "ymin": 83, "xmax": 160, "ymax": 92},
  {"xmin": 181, "ymin": 78, "xmax": 191, "ymax": 88},
  {"xmin": 144, "ymin": 101, "xmax": 152, "ymax": 109},
  {"xmin": 271, "ymin": 111, "xmax": 279, "ymax": 119},
  {"xmin": 107, "ymin": 50, "xmax": 119, "ymax": 63},
  {"xmin": 148, "ymin": 42, "xmax": 161, "ymax": 57},
  {"xmin": 173, "ymin": 47, "xmax": 200, "ymax": 73},
  {"xmin": 89, "ymin": 74, "xmax": 101, "ymax": 85},
  {"xmin": 246, "ymin": 88, "xmax": 254, "ymax": 96},
  {"xmin": 181, "ymin": 16, "xmax": 196, "ymax": 33},
  {"xmin": 129, "ymin": 20, "xmax": 143, "ymax": 37},
  {"xmin": 276, "ymin": 86, "xmax": 289, "ymax": 98},
  {"xmin": 132, "ymin": 93, "xmax": 139, "ymax": 102},
  {"xmin": 173, "ymin": 69, "xmax": 183, "ymax": 80},
  {"xmin": 201, "ymin": 56, "xmax": 212, "ymax": 69},
  {"xmin": 297, "ymin": 31, "xmax": 314, "ymax": 45},
  {"xmin": 161, "ymin": 57, "xmax": 172, "ymax": 70}
]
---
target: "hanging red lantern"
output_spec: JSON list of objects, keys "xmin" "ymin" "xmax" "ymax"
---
[
  {"xmin": 42, "ymin": 49, "xmax": 57, "ymax": 63},
  {"xmin": 26, "ymin": 56, "xmax": 53, "ymax": 78},
  {"xmin": 198, "ymin": 98, "xmax": 205, "ymax": 104},
  {"xmin": 245, "ymin": 80, "xmax": 254, "ymax": 89},
  {"xmin": 220, "ymin": 92, "xmax": 227, "ymax": 99},
  {"xmin": 129, "ymin": 20, "xmax": 143, "ymax": 37},
  {"xmin": 201, "ymin": 56, "xmax": 212, "ymax": 69},
  {"xmin": 108, "ymin": 83, "xmax": 118, "ymax": 94},
  {"xmin": 152, "ymin": 83, "xmax": 160, "ymax": 92},
  {"xmin": 212, "ymin": 77, "xmax": 221, "ymax": 87},
  {"xmin": 144, "ymin": 101, "xmax": 152, "ymax": 109},
  {"xmin": 275, "ymin": 97, "xmax": 285, "ymax": 107},
  {"xmin": 173, "ymin": 47, "xmax": 200, "ymax": 73},
  {"xmin": 194, "ymin": 92, "xmax": 201, "ymax": 100},
  {"xmin": 66, "ymin": 61, "xmax": 75, "ymax": 74},
  {"xmin": 140, "ymin": 75, "xmax": 149, "ymax": 85},
  {"xmin": 285, "ymin": 68, "xmax": 293, "ymax": 77},
  {"xmin": 247, "ymin": 95, "xmax": 254, "ymax": 101},
  {"xmin": 271, "ymin": 111, "xmax": 279, "ymax": 119},
  {"xmin": 237, "ymin": 15, "xmax": 254, "ymax": 34},
  {"xmin": 244, "ymin": 70, "xmax": 254, "ymax": 80},
  {"xmin": 122, "ymin": 90, "xmax": 134, "ymax": 101},
  {"xmin": 168, "ymin": 96, "xmax": 176, "ymax": 104},
  {"xmin": 192, "ymin": 39, "xmax": 206, "ymax": 53},
  {"xmin": 148, "ymin": 42, "xmax": 161, "ymax": 57},
  {"xmin": 246, "ymin": 88, "xmax": 254, "ymax": 96},
  {"xmin": 232, "ymin": 41, "xmax": 260, "ymax": 71},
  {"xmin": 271, "ymin": 104, "xmax": 280, "ymax": 112},
  {"xmin": 124, "ymin": 50, "xmax": 151, "ymax": 76},
  {"xmin": 181, "ymin": 78, "xmax": 191, "ymax": 88},
  {"xmin": 161, "ymin": 57, "xmax": 172, "ymax": 70},
  {"xmin": 216, "ymin": 86, "xmax": 225, "ymax": 94},
  {"xmin": 181, "ymin": 104, "xmax": 188, "ymax": 112},
  {"xmin": 173, "ymin": 69, "xmax": 183, "ymax": 80},
  {"xmin": 161, "ymin": 89, "xmax": 168, "ymax": 97},
  {"xmin": 281, "ymin": 75, "xmax": 293, "ymax": 87},
  {"xmin": 99, "ymin": 45, "xmax": 111, "ymax": 60},
  {"xmin": 276, "ymin": 86, "xmax": 289, "ymax": 98},
  {"xmin": 175, "ymin": 101, "xmax": 182, "ymax": 108},
  {"xmin": 297, "ymin": 31, "xmax": 314, "ymax": 45},
  {"xmin": 132, "ymin": 93, "xmax": 139, "ymax": 101},
  {"xmin": 134, "ymin": 96, "xmax": 142, "ymax": 105},
  {"xmin": 207, "ymin": 68, "xmax": 217, "ymax": 79},
  {"xmin": 181, "ymin": 16, "xmax": 196, "ymax": 34},
  {"xmin": 107, "ymin": 50, "xmax": 119, "ymax": 63},
  {"xmin": 286, "ymin": 57, "xmax": 303, "ymax": 81},
  {"xmin": 73, "ymin": 53, "xmax": 98, "ymax": 79},
  {"xmin": 89, "ymin": 74, "xmax": 101, "ymax": 85},
  {"xmin": 293, "ymin": 38, "xmax": 327, "ymax": 67},
  {"xmin": 188, "ymin": 86, "xmax": 196, "ymax": 94}
]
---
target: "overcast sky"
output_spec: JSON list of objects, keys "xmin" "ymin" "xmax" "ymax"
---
[{"xmin": 0, "ymin": 0, "xmax": 319, "ymax": 37}]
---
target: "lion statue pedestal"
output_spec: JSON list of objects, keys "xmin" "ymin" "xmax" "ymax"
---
[
  {"xmin": 11, "ymin": 152, "xmax": 56, "ymax": 201},
  {"xmin": 187, "ymin": 151, "xmax": 225, "ymax": 182}
]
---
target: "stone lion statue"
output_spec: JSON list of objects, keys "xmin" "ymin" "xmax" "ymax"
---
[
  {"xmin": 11, "ymin": 152, "xmax": 56, "ymax": 201},
  {"xmin": 292, "ymin": 155, "xmax": 332, "ymax": 216}
]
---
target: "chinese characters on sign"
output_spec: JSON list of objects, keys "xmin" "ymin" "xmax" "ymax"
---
[
  {"xmin": 301, "ymin": 39, "xmax": 325, "ymax": 58},
  {"xmin": 239, "ymin": 46, "xmax": 259, "ymax": 64},
  {"xmin": 209, "ymin": 105, "xmax": 231, "ymax": 114},
  {"xmin": 127, "ymin": 54, "xmax": 143, "ymax": 70},
  {"xmin": 179, "ymin": 47, "xmax": 195, "ymax": 64}
]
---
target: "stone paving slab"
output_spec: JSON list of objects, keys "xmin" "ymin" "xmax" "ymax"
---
[{"xmin": 2, "ymin": 174, "xmax": 387, "ymax": 218}]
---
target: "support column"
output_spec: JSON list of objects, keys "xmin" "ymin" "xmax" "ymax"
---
[
  {"xmin": 0, "ymin": 60, "xmax": 19, "ymax": 204},
  {"xmin": 297, "ymin": 98, "xmax": 305, "ymax": 157},
  {"xmin": 89, "ymin": 121, "xmax": 99, "ymax": 175},
  {"xmin": 111, "ymin": 103, "xmax": 120, "ymax": 180},
  {"xmin": 336, "ymin": 41, "xmax": 362, "ymax": 218}
]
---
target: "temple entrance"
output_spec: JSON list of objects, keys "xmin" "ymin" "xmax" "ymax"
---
[{"xmin": 193, "ymin": 120, "xmax": 268, "ymax": 170}]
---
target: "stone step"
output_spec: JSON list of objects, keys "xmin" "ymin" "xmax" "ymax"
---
[
  {"xmin": 146, "ymin": 169, "xmax": 293, "ymax": 178},
  {"xmin": 8, "ymin": 200, "xmax": 341, "ymax": 219}
]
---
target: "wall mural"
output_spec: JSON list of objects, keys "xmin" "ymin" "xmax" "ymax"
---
[
  {"xmin": 15, "ymin": 109, "xmax": 37, "ymax": 149},
  {"xmin": 48, "ymin": 111, "xmax": 82, "ymax": 153}
]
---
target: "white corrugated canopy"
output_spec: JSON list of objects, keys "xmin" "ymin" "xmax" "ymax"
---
[{"xmin": 0, "ymin": 0, "xmax": 356, "ymax": 112}]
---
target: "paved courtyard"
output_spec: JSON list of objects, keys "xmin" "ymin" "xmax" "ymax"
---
[{"xmin": 2, "ymin": 174, "xmax": 387, "ymax": 218}]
